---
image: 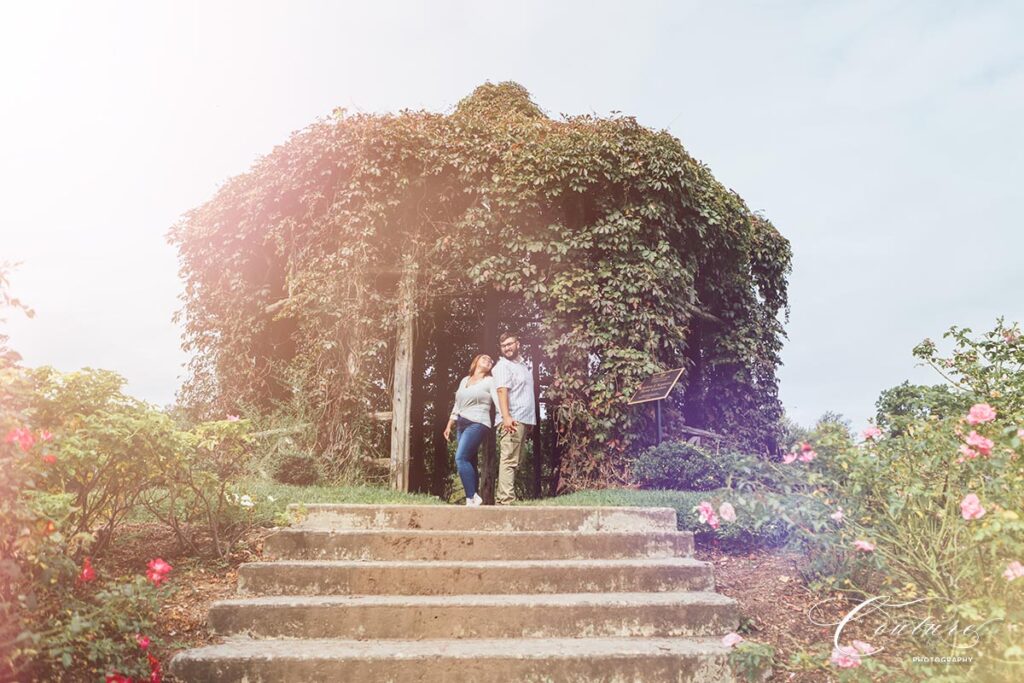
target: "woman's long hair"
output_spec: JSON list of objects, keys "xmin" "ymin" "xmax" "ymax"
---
[{"xmin": 466, "ymin": 354, "xmax": 493, "ymax": 377}]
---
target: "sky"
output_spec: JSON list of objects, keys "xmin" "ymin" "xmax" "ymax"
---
[{"xmin": 2, "ymin": 1, "xmax": 1022, "ymax": 429}]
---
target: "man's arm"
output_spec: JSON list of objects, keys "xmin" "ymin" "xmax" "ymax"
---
[
  {"xmin": 496, "ymin": 387, "xmax": 515, "ymax": 434},
  {"xmin": 492, "ymin": 363, "xmax": 516, "ymax": 434}
]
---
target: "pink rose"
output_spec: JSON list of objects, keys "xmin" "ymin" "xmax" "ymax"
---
[
  {"xmin": 4, "ymin": 427, "xmax": 35, "ymax": 452},
  {"xmin": 853, "ymin": 540, "xmax": 875, "ymax": 552},
  {"xmin": 782, "ymin": 452, "xmax": 797, "ymax": 464},
  {"xmin": 721, "ymin": 632, "xmax": 743, "ymax": 648},
  {"xmin": 830, "ymin": 507, "xmax": 844, "ymax": 522},
  {"xmin": 696, "ymin": 501, "xmax": 720, "ymax": 530},
  {"xmin": 1003, "ymin": 561, "xmax": 1024, "ymax": 581},
  {"xmin": 146, "ymin": 558, "xmax": 173, "ymax": 586},
  {"xmin": 830, "ymin": 646, "xmax": 861, "ymax": 668},
  {"xmin": 1004, "ymin": 560, "xmax": 1024, "ymax": 580},
  {"xmin": 798, "ymin": 448, "xmax": 817, "ymax": 462},
  {"xmin": 862, "ymin": 426, "xmax": 882, "ymax": 440},
  {"xmin": 965, "ymin": 431, "xmax": 994, "ymax": 457},
  {"xmin": 41, "ymin": 453, "xmax": 57, "ymax": 465},
  {"xmin": 966, "ymin": 403, "xmax": 996, "ymax": 425},
  {"xmin": 79, "ymin": 557, "xmax": 96, "ymax": 583},
  {"xmin": 718, "ymin": 502, "xmax": 737, "ymax": 523},
  {"xmin": 148, "ymin": 652, "xmax": 162, "ymax": 682},
  {"xmin": 136, "ymin": 633, "xmax": 151, "ymax": 649},
  {"xmin": 957, "ymin": 444, "xmax": 979, "ymax": 462},
  {"xmin": 800, "ymin": 441, "xmax": 814, "ymax": 452},
  {"xmin": 852, "ymin": 640, "xmax": 876, "ymax": 655},
  {"xmin": 38, "ymin": 430, "xmax": 54, "ymax": 442},
  {"xmin": 960, "ymin": 494, "xmax": 986, "ymax": 520}
]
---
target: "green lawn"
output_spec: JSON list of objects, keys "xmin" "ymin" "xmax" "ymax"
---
[
  {"xmin": 522, "ymin": 488, "xmax": 730, "ymax": 532},
  {"xmin": 523, "ymin": 487, "xmax": 792, "ymax": 546},
  {"xmin": 239, "ymin": 478, "xmax": 444, "ymax": 507}
]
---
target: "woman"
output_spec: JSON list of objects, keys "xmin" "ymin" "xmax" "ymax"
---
[{"xmin": 443, "ymin": 353, "xmax": 498, "ymax": 506}]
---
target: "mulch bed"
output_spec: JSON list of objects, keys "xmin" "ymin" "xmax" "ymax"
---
[
  {"xmin": 99, "ymin": 524, "xmax": 269, "ymax": 656},
  {"xmin": 697, "ymin": 546, "xmax": 842, "ymax": 681}
]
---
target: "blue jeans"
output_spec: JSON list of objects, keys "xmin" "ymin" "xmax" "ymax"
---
[{"xmin": 455, "ymin": 417, "xmax": 488, "ymax": 499}]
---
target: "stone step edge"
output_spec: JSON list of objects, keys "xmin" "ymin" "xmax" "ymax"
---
[
  {"xmin": 239, "ymin": 557, "xmax": 711, "ymax": 569},
  {"xmin": 171, "ymin": 635, "xmax": 735, "ymax": 661},
  {"xmin": 288, "ymin": 503, "xmax": 678, "ymax": 513},
  {"xmin": 211, "ymin": 590, "xmax": 737, "ymax": 609},
  {"xmin": 267, "ymin": 528, "xmax": 693, "ymax": 538}
]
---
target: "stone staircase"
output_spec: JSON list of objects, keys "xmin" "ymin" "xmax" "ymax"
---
[{"xmin": 169, "ymin": 504, "xmax": 743, "ymax": 682}]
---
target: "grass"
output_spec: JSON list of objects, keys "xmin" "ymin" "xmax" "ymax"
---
[
  {"xmin": 126, "ymin": 478, "xmax": 444, "ymax": 526},
  {"xmin": 523, "ymin": 487, "xmax": 793, "ymax": 547},
  {"xmin": 239, "ymin": 478, "xmax": 444, "ymax": 507},
  {"xmin": 128, "ymin": 477, "xmax": 790, "ymax": 547},
  {"xmin": 521, "ymin": 488, "xmax": 732, "ymax": 530}
]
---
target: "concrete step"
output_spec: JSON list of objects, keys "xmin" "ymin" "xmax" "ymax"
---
[
  {"xmin": 263, "ymin": 529, "xmax": 693, "ymax": 561},
  {"xmin": 237, "ymin": 557, "xmax": 716, "ymax": 596},
  {"xmin": 208, "ymin": 591, "xmax": 739, "ymax": 639},
  {"xmin": 170, "ymin": 636, "xmax": 739, "ymax": 682},
  {"xmin": 291, "ymin": 503, "xmax": 678, "ymax": 532}
]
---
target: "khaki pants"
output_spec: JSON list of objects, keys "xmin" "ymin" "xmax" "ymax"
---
[{"xmin": 495, "ymin": 423, "xmax": 532, "ymax": 505}]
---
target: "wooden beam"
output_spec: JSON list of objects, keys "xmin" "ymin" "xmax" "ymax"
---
[
  {"xmin": 409, "ymin": 314, "xmax": 428, "ymax": 492},
  {"xmin": 431, "ymin": 301, "xmax": 452, "ymax": 497},
  {"xmin": 480, "ymin": 287, "xmax": 499, "ymax": 504},
  {"xmin": 531, "ymin": 358, "xmax": 542, "ymax": 498},
  {"xmin": 390, "ymin": 258, "xmax": 416, "ymax": 492}
]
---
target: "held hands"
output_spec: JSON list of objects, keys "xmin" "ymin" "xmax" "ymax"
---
[{"xmin": 501, "ymin": 415, "xmax": 517, "ymax": 435}]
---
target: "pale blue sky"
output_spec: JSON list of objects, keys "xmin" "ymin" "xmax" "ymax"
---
[{"xmin": 2, "ymin": 1, "xmax": 1021, "ymax": 429}]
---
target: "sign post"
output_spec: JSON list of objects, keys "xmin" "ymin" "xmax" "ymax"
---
[{"xmin": 627, "ymin": 368, "xmax": 684, "ymax": 445}]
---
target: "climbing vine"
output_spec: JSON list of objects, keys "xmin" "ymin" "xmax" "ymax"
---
[{"xmin": 169, "ymin": 82, "xmax": 791, "ymax": 489}]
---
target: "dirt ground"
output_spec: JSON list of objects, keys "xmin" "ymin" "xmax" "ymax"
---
[
  {"xmin": 107, "ymin": 524, "xmax": 885, "ymax": 681},
  {"xmin": 696, "ymin": 545, "xmax": 843, "ymax": 681}
]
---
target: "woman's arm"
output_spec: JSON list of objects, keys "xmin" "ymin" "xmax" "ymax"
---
[{"xmin": 444, "ymin": 378, "xmax": 465, "ymax": 440}]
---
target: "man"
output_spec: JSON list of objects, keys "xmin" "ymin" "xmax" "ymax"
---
[{"xmin": 491, "ymin": 331, "xmax": 536, "ymax": 505}]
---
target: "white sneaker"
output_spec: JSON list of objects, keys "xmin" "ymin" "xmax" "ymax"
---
[
  {"xmin": 466, "ymin": 496, "xmax": 481, "ymax": 507},
  {"xmin": 472, "ymin": 493, "xmax": 483, "ymax": 506}
]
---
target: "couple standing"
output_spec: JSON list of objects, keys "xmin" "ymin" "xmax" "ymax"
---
[{"xmin": 443, "ymin": 332, "xmax": 535, "ymax": 506}]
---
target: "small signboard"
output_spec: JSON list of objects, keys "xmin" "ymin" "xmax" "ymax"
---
[{"xmin": 627, "ymin": 368, "xmax": 684, "ymax": 405}]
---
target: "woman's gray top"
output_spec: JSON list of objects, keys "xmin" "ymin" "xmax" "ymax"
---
[{"xmin": 449, "ymin": 375, "xmax": 498, "ymax": 427}]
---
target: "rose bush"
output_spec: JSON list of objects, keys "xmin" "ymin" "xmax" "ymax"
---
[
  {"xmin": 1, "ymin": 371, "xmax": 170, "ymax": 681},
  {"xmin": 140, "ymin": 416, "xmax": 260, "ymax": 559},
  {"xmin": 24, "ymin": 367, "xmax": 184, "ymax": 554},
  {"xmin": 765, "ymin": 320, "xmax": 1024, "ymax": 681}
]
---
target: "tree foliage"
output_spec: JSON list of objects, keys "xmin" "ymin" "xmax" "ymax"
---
[{"xmin": 169, "ymin": 82, "xmax": 792, "ymax": 489}]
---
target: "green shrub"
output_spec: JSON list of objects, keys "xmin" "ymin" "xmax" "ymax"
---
[
  {"xmin": 631, "ymin": 441, "xmax": 726, "ymax": 490},
  {"xmin": 728, "ymin": 641, "xmax": 775, "ymax": 682},
  {"xmin": 631, "ymin": 441, "xmax": 773, "ymax": 492},
  {"xmin": 25, "ymin": 367, "xmax": 182, "ymax": 555},
  {"xmin": 141, "ymin": 417, "xmax": 259, "ymax": 559}
]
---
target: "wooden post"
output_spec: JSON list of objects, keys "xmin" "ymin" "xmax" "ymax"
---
[
  {"xmin": 548, "ymin": 406, "xmax": 562, "ymax": 497},
  {"xmin": 409, "ymin": 314, "xmax": 428, "ymax": 492},
  {"xmin": 431, "ymin": 301, "xmax": 451, "ymax": 497},
  {"xmin": 655, "ymin": 400, "xmax": 663, "ymax": 445},
  {"xmin": 390, "ymin": 259, "xmax": 416, "ymax": 492},
  {"xmin": 480, "ymin": 287, "xmax": 499, "ymax": 504},
  {"xmin": 531, "ymin": 358, "xmax": 542, "ymax": 498}
]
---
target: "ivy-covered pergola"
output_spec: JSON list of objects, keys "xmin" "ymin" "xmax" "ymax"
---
[{"xmin": 169, "ymin": 82, "xmax": 792, "ymax": 495}]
